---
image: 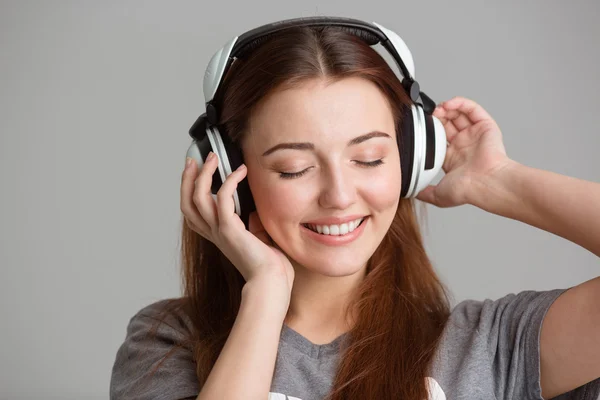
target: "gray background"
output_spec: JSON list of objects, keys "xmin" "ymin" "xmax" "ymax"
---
[{"xmin": 1, "ymin": 0, "xmax": 599, "ymax": 398}]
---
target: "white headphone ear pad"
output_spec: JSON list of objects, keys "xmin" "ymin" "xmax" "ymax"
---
[{"xmin": 431, "ymin": 115, "xmax": 447, "ymax": 171}]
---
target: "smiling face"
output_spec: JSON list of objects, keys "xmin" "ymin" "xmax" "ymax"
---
[{"xmin": 241, "ymin": 76, "xmax": 402, "ymax": 276}]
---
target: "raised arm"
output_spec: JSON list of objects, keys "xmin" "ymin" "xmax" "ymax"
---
[
  {"xmin": 196, "ymin": 277, "xmax": 287, "ymax": 399},
  {"xmin": 418, "ymin": 96, "xmax": 600, "ymax": 399}
]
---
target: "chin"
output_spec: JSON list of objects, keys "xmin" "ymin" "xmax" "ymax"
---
[{"xmin": 292, "ymin": 256, "xmax": 369, "ymax": 277}]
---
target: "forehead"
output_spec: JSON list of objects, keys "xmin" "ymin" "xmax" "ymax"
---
[{"xmin": 245, "ymin": 77, "xmax": 395, "ymax": 152}]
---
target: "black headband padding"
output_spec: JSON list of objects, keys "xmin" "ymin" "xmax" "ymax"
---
[{"xmin": 231, "ymin": 16, "xmax": 412, "ymax": 81}]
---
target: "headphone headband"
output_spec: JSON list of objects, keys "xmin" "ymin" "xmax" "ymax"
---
[
  {"xmin": 193, "ymin": 16, "xmax": 436, "ymax": 131},
  {"xmin": 232, "ymin": 17, "xmax": 413, "ymax": 83}
]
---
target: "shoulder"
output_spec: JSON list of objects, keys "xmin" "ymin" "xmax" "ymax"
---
[
  {"xmin": 125, "ymin": 297, "xmax": 195, "ymax": 344},
  {"xmin": 445, "ymin": 287, "xmax": 569, "ymax": 335},
  {"xmin": 131, "ymin": 297, "xmax": 187, "ymax": 318},
  {"xmin": 110, "ymin": 297, "xmax": 200, "ymax": 399},
  {"xmin": 428, "ymin": 288, "xmax": 572, "ymax": 399},
  {"xmin": 432, "ymin": 287, "xmax": 570, "ymax": 377}
]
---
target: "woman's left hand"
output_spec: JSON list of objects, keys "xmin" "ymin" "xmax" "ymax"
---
[{"xmin": 416, "ymin": 96, "xmax": 513, "ymax": 207}]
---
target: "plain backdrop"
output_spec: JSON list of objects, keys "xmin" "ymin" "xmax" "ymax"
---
[{"xmin": 1, "ymin": 0, "xmax": 599, "ymax": 398}]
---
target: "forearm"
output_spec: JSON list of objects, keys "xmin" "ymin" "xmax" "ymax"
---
[
  {"xmin": 196, "ymin": 278, "xmax": 288, "ymax": 399},
  {"xmin": 468, "ymin": 159, "xmax": 600, "ymax": 258}
]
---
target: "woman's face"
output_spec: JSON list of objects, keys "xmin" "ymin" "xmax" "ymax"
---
[{"xmin": 241, "ymin": 76, "xmax": 401, "ymax": 276}]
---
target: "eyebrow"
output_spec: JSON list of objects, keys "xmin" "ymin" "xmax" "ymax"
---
[{"xmin": 261, "ymin": 131, "xmax": 391, "ymax": 157}]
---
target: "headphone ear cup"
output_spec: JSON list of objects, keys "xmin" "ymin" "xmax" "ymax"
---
[
  {"xmin": 186, "ymin": 118, "xmax": 256, "ymax": 230},
  {"xmin": 404, "ymin": 104, "xmax": 448, "ymax": 198},
  {"xmin": 186, "ymin": 133, "xmax": 223, "ymax": 195},
  {"xmin": 217, "ymin": 128, "xmax": 256, "ymax": 229},
  {"xmin": 398, "ymin": 104, "xmax": 415, "ymax": 198},
  {"xmin": 418, "ymin": 111, "xmax": 448, "ymax": 194}
]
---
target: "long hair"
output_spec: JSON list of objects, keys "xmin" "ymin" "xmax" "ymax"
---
[{"xmin": 150, "ymin": 25, "xmax": 452, "ymax": 399}]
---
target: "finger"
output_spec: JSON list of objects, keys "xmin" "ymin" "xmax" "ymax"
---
[
  {"xmin": 442, "ymin": 96, "xmax": 494, "ymax": 125},
  {"xmin": 416, "ymin": 185, "xmax": 438, "ymax": 206},
  {"xmin": 433, "ymin": 104, "xmax": 446, "ymax": 120},
  {"xmin": 192, "ymin": 153, "xmax": 219, "ymax": 228},
  {"xmin": 180, "ymin": 158, "xmax": 212, "ymax": 234},
  {"xmin": 215, "ymin": 163, "xmax": 248, "ymax": 233},
  {"xmin": 441, "ymin": 117, "xmax": 460, "ymax": 139},
  {"xmin": 443, "ymin": 109, "xmax": 472, "ymax": 132},
  {"xmin": 432, "ymin": 105, "xmax": 459, "ymax": 139}
]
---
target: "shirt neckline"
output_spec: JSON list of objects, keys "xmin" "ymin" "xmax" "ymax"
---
[{"xmin": 281, "ymin": 323, "xmax": 350, "ymax": 359}]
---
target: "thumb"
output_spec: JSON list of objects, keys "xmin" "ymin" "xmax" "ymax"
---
[{"xmin": 416, "ymin": 185, "xmax": 438, "ymax": 205}]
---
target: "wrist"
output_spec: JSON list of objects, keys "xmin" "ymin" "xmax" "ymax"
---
[
  {"xmin": 467, "ymin": 158, "xmax": 522, "ymax": 213},
  {"xmin": 242, "ymin": 276, "xmax": 291, "ymax": 316}
]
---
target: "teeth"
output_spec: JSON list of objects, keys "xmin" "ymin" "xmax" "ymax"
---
[{"xmin": 304, "ymin": 217, "xmax": 364, "ymax": 236}]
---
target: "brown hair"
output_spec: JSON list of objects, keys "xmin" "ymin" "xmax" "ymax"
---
[{"xmin": 150, "ymin": 25, "xmax": 452, "ymax": 399}]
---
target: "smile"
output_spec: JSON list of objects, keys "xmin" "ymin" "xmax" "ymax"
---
[
  {"xmin": 301, "ymin": 217, "xmax": 365, "ymax": 235},
  {"xmin": 300, "ymin": 217, "xmax": 369, "ymax": 246}
]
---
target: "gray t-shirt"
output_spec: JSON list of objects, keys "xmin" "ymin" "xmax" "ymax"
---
[{"xmin": 110, "ymin": 287, "xmax": 600, "ymax": 399}]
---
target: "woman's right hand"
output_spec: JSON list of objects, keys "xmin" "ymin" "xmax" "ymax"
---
[{"xmin": 180, "ymin": 152, "xmax": 295, "ymax": 297}]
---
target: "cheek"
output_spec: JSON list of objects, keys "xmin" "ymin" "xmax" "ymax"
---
[
  {"xmin": 246, "ymin": 160, "xmax": 401, "ymax": 224},
  {"xmin": 247, "ymin": 172, "xmax": 310, "ymax": 223},
  {"xmin": 362, "ymin": 164, "xmax": 402, "ymax": 209}
]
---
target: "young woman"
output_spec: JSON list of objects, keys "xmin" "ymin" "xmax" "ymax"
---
[{"xmin": 110, "ymin": 23, "xmax": 600, "ymax": 400}]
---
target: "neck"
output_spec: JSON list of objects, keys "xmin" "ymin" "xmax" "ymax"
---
[{"xmin": 283, "ymin": 261, "xmax": 366, "ymax": 341}]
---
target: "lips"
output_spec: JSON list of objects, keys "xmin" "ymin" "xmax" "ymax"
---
[
  {"xmin": 301, "ymin": 214, "xmax": 368, "ymax": 225},
  {"xmin": 302, "ymin": 217, "xmax": 365, "ymax": 235},
  {"xmin": 300, "ymin": 216, "xmax": 369, "ymax": 245}
]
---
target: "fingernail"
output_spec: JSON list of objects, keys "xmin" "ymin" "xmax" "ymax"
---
[
  {"xmin": 185, "ymin": 157, "xmax": 193, "ymax": 168},
  {"xmin": 207, "ymin": 151, "xmax": 215, "ymax": 161},
  {"xmin": 236, "ymin": 164, "xmax": 246, "ymax": 171}
]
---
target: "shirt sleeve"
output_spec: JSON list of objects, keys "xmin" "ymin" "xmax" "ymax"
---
[
  {"xmin": 479, "ymin": 288, "xmax": 600, "ymax": 400},
  {"xmin": 109, "ymin": 300, "xmax": 200, "ymax": 400}
]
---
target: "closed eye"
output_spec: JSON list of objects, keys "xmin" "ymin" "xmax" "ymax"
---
[{"xmin": 279, "ymin": 159, "xmax": 384, "ymax": 179}]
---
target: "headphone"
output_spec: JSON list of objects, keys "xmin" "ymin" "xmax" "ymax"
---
[{"xmin": 186, "ymin": 16, "xmax": 447, "ymax": 229}]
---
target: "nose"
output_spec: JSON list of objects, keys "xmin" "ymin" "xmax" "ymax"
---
[{"xmin": 318, "ymin": 164, "xmax": 357, "ymax": 210}]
